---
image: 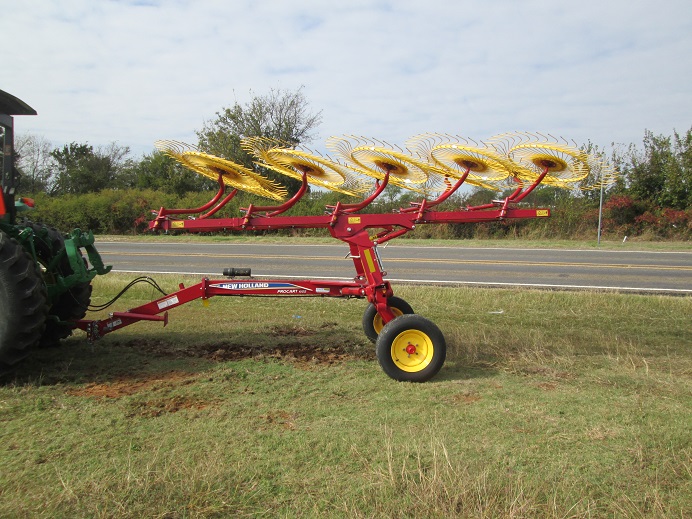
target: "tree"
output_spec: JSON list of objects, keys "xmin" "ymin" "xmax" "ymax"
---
[
  {"xmin": 574, "ymin": 140, "xmax": 621, "ymax": 204},
  {"xmin": 14, "ymin": 133, "xmax": 53, "ymax": 194},
  {"xmin": 463, "ymin": 186, "xmax": 497, "ymax": 207},
  {"xmin": 623, "ymin": 128, "xmax": 692, "ymax": 210},
  {"xmin": 196, "ymin": 86, "xmax": 322, "ymax": 194},
  {"xmin": 667, "ymin": 129, "xmax": 692, "ymax": 209},
  {"xmin": 122, "ymin": 150, "xmax": 211, "ymax": 196},
  {"xmin": 49, "ymin": 142, "xmax": 130, "ymax": 195}
]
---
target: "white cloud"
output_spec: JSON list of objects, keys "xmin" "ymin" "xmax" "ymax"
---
[{"xmin": 3, "ymin": 0, "xmax": 691, "ymax": 158}]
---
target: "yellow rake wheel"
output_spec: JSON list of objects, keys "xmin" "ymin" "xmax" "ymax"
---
[
  {"xmin": 264, "ymin": 148, "xmax": 369, "ymax": 196},
  {"xmin": 242, "ymin": 137, "xmax": 367, "ymax": 196},
  {"xmin": 266, "ymin": 150, "xmax": 344, "ymax": 184},
  {"xmin": 362, "ymin": 296, "xmax": 415, "ymax": 343},
  {"xmin": 429, "ymin": 145, "xmax": 512, "ymax": 183},
  {"xmin": 404, "ymin": 134, "xmax": 508, "ymax": 191},
  {"xmin": 154, "ymin": 140, "xmax": 287, "ymax": 200},
  {"xmin": 181, "ymin": 151, "xmax": 287, "ymax": 200},
  {"xmin": 509, "ymin": 143, "xmax": 591, "ymax": 185},
  {"xmin": 485, "ymin": 132, "xmax": 595, "ymax": 186},
  {"xmin": 376, "ymin": 314, "xmax": 446, "ymax": 382},
  {"xmin": 349, "ymin": 146, "xmax": 429, "ymax": 186},
  {"xmin": 326, "ymin": 136, "xmax": 433, "ymax": 192}
]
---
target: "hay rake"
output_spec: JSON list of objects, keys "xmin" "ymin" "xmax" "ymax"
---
[{"xmin": 74, "ymin": 133, "xmax": 616, "ymax": 382}]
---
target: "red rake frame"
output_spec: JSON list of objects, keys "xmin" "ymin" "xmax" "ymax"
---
[{"xmin": 73, "ymin": 166, "xmax": 550, "ymax": 381}]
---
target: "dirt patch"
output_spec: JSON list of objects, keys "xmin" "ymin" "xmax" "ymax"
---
[
  {"xmin": 518, "ymin": 365, "xmax": 574, "ymax": 380},
  {"xmin": 120, "ymin": 337, "xmax": 374, "ymax": 365},
  {"xmin": 66, "ymin": 371, "xmax": 197, "ymax": 399},
  {"xmin": 120, "ymin": 338, "xmax": 187, "ymax": 358},
  {"xmin": 127, "ymin": 395, "xmax": 213, "ymax": 418},
  {"xmin": 535, "ymin": 382, "xmax": 559, "ymax": 391},
  {"xmin": 67, "ymin": 337, "xmax": 369, "ymax": 401},
  {"xmin": 444, "ymin": 392, "xmax": 482, "ymax": 405},
  {"xmin": 203, "ymin": 342, "xmax": 368, "ymax": 366},
  {"xmin": 269, "ymin": 324, "xmax": 314, "ymax": 337},
  {"xmin": 66, "ymin": 371, "xmax": 219, "ymax": 417},
  {"xmin": 261, "ymin": 410, "xmax": 299, "ymax": 430}
]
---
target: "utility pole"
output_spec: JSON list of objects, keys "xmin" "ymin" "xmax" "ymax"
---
[{"xmin": 597, "ymin": 176, "xmax": 604, "ymax": 245}]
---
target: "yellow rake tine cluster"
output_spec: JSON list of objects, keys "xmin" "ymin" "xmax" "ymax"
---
[
  {"xmin": 154, "ymin": 140, "xmax": 287, "ymax": 200},
  {"xmin": 241, "ymin": 137, "xmax": 368, "ymax": 196},
  {"xmin": 407, "ymin": 133, "xmax": 512, "ymax": 192},
  {"xmin": 577, "ymin": 164, "xmax": 620, "ymax": 192},
  {"xmin": 156, "ymin": 131, "xmax": 620, "ymax": 199},
  {"xmin": 487, "ymin": 132, "xmax": 590, "ymax": 186},
  {"xmin": 326, "ymin": 135, "xmax": 436, "ymax": 194}
]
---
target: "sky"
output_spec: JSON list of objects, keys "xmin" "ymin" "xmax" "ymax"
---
[{"xmin": 3, "ymin": 0, "xmax": 692, "ymax": 160}]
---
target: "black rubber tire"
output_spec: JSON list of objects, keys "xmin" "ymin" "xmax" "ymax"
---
[
  {"xmin": 375, "ymin": 314, "xmax": 446, "ymax": 382},
  {"xmin": 29, "ymin": 223, "xmax": 92, "ymax": 346},
  {"xmin": 0, "ymin": 231, "xmax": 48, "ymax": 371},
  {"xmin": 362, "ymin": 296, "xmax": 415, "ymax": 343}
]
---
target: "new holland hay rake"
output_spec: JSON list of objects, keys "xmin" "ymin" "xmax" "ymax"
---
[{"xmin": 74, "ymin": 132, "xmax": 616, "ymax": 382}]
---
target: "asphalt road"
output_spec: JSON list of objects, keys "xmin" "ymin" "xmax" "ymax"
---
[{"xmin": 96, "ymin": 241, "xmax": 692, "ymax": 294}]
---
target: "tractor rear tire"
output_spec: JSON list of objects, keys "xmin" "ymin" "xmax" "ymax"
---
[
  {"xmin": 29, "ymin": 223, "xmax": 92, "ymax": 347},
  {"xmin": 0, "ymin": 231, "xmax": 48, "ymax": 371}
]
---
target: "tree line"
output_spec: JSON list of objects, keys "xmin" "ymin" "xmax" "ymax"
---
[
  {"xmin": 14, "ymin": 87, "xmax": 692, "ymax": 240},
  {"xmin": 16, "ymin": 87, "xmax": 319, "ymax": 198}
]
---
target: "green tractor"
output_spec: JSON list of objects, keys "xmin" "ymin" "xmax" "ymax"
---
[{"xmin": 0, "ymin": 89, "xmax": 110, "ymax": 374}]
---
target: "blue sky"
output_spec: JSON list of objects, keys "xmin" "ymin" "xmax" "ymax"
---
[{"xmin": 3, "ymin": 0, "xmax": 691, "ymax": 158}]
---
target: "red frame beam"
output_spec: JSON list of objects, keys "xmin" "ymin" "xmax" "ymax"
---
[{"xmin": 75, "ymin": 168, "xmax": 551, "ymax": 340}]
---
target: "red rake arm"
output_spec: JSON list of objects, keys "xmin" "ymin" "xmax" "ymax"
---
[{"xmin": 95, "ymin": 163, "xmax": 551, "ymax": 341}]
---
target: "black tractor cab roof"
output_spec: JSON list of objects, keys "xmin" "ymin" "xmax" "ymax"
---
[{"xmin": 0, "ymin": 89, "xmax": 37, "ymax": 116}]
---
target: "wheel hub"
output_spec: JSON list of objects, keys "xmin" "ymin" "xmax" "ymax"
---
[{"xmin": 405, "ymin": 343, "xmax": 417, "ymax": 355}]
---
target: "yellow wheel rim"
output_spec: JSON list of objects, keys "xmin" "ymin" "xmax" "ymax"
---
[
  {"xmin": 373, "ymin": 308, "xmax": 404, "ymax": 335},
  {"xmin": 390, "ymin": 329, "xmax": 434, "ymax": 373}
]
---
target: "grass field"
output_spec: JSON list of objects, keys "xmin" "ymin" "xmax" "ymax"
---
[{"xmin": 1, "ymin": 273, "xmax": 690, "ymax": 518}]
